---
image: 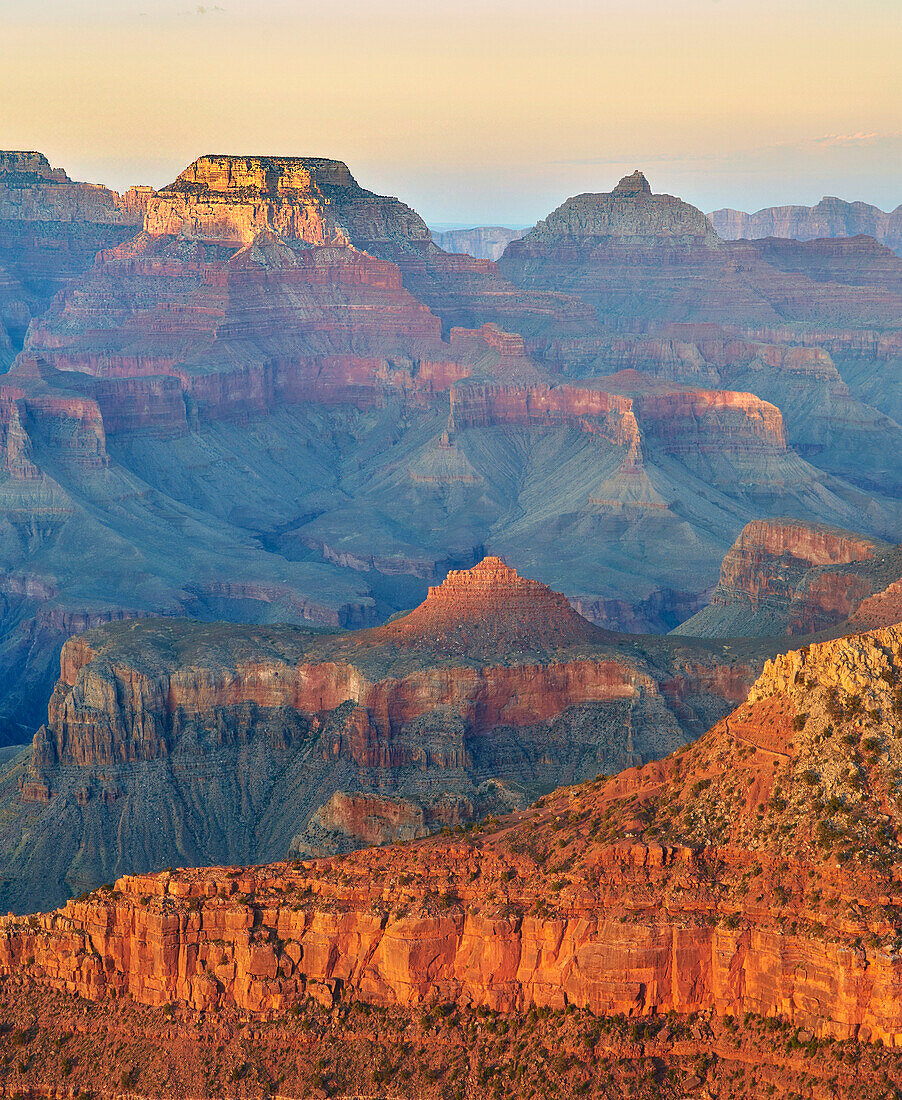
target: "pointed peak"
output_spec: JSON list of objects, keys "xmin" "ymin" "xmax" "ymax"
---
[
  {"xmin": 613, "ymin": 171, "xmax": 651, "ymax": 196},
  {"xmin": 467, "ymin": 555, "xmax": 517, "ymax": 576},
  {"xmin": 365, "ymin": 556, "xmax": 602, "ymax": 657}
]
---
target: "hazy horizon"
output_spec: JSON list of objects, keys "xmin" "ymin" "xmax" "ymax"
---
[{"xmin": 3, "ymin": 0, "xmax": 900, "ymax": 224}]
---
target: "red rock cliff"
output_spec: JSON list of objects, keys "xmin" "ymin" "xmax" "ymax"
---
[{"xmin": 7, "ymin": 625, "xmax": 902, "ymax": 1044}]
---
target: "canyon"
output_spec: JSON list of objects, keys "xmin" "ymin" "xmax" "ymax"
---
[
  {"xmin": 0, "ymin": 155, "xmax": 900, "ymax": 750},
  {"xmin": 2, "ymin": 148, "xmax": 902, "ymax": 1096},
  {"xmin": 6, "ymin": 623, "xmax": 902, "ymax": 1097},
  {"xmin": 0, "ymin": 557, "xmax": 766, "ymax": 914},
  {"xmin": 0, "ymin": 152, "xmax": 901, "ymax": 866}
]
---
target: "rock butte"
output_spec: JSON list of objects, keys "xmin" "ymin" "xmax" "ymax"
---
[
  {"xmin": 363, "ymin": 556, "xmax": 604, "ymax": 654},
  {"xmin": 677, "ymin": 517, "xmax": 902, "ymax": 638}
]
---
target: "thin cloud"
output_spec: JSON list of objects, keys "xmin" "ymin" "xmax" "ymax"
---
[
  {"xmin": 177, "ymin": 4, "xmax": 226, "ymax": 14},
  {"xmin": 804, "ymin": 131, "xmax": 898, "ymax": 149}
]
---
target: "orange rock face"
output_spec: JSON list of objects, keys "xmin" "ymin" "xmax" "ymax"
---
[
  {"xmin": 6, "ymin": 624, "xmax": 902, "ymax": 1046},
  {"xmin": 675, "ymin": 518, "xmax": 894, "ymax": 637}
]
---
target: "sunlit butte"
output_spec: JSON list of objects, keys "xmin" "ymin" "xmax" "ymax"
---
[{"xmin": 2, "ymin": 0, "xmax": 901, "ymax": 223}]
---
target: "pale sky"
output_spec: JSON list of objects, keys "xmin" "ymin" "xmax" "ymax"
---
[{"xmin": 2, "ymin": 0, "xmax": 900, "ymax": 224}]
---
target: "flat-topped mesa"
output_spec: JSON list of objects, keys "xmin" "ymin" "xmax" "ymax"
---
[
  {"xmin": 368, "ymin": 556, "xmax": 604, "ymax": 655},
  {"xmin": 169, "ymin": 154, "xmax": 357, "ymax": 195},
  {"xmin": 517, "ymin": 171, "xmax": 720, "ymax": 247},
  {"xmin": 0, "ymin": 150, "xmax": 147, "ymax": 222},
  {"xmin": 144, "ymin": 154, "xmax": 433, "ymax": 248}
]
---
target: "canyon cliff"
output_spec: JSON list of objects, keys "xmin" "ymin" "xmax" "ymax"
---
[
  {"xmin": 0, "ymin": 151, "xmax": 149, "ymax": 357},
  {"xmin": 0, "ymin": 558, "xmax": 765, "ymax": 914},
  {"xmin": 676, "ymin": 518, "xmax": 902, "ymax": 639},
  {"xmin": 430, "ymin": 224, "xmax": 529, "ymax": 260},
  {"xmin": 710, "ymin": 196, "xmax": 902, "ymax": 256},
  {"xmin": 0, "ymin": 154, "xmax": 901, "ymax": 748},
  {"xmin": 6, "ymin": 622, "xmax": 902, "ymax": 1100}
]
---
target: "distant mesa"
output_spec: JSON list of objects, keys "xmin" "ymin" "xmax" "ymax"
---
[
  {"xmin": 144, "ymin": 153, "xmax": 433, "ymax": 249},
  {"xmin": 0, "ymin": 151, "xmax": 71, "ymax": 184},
  {"xmin": 710, "ymin": 195, "xmax": 902, "ymax": 256},
  {"xmin": 430, "ymin": 225, "xmax": 529, "ymax": 261}
]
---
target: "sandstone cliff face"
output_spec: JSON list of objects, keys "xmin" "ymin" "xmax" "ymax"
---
[
  {"xmin": 0, "ymin": 560, "xmax": 761, "ymax": 913},
  {"xmin": 7, "ymin": 625, "xmax": 902, "ymax": 1046},
  {"xmin": 0, "ymin": 151, "xmax": 149, "ymax": 351},
  {"xmin": 675, "ymin": 518, "xmax": 902, "ymax": 638},
  {"xmin": 144, "ymin": 155, "xmax": 423, "ymax": 248}
]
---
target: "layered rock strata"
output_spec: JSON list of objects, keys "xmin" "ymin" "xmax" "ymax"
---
[
  {"xmin": 0, "ymin": 559, "xmax": 764, "ymax": 912},
  {"xmin": 2, "ymin": 153, "xmax": 902, "ymax": 750},
  {"xmin": 430, "ymin": 224, "xmax": 528, "ymax": 260},
  {"xmin": 676, "ymin": 518, "xmax": 902, "ymax": 637},
  {"xmin": 500, "ymin": 173, "xmax": 902, "ymax": 332},
  {"xmin": 710, "ymin": 196, "xmax": 902, "ymax": 256},
  {"xmin": 6, "ymin": 625, "xmax": 902, "ymax": 1045},
  {"xmin": 0, "ymin": 151, "xmax": 149, "ymax": 350}
]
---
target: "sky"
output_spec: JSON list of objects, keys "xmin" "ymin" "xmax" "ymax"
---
[{"xmin": 2, "ymin": 0, "xmax": 900, "ymax": 226}]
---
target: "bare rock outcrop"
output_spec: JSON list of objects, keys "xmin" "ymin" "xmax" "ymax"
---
[
  {"xmin": 0, "ymin": 151, "xmax": 150, "ymax": 350},
  {"xmin": 0, "ymin": 558, "xmax": 762, "ymax": 913},
  {"xmin": 675, "ymin": 518, "xmax": 902, "ymax": 637},
  {"xmin": 7, "ymin": 625, "xmax": 902, "ymax": 1046}
]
